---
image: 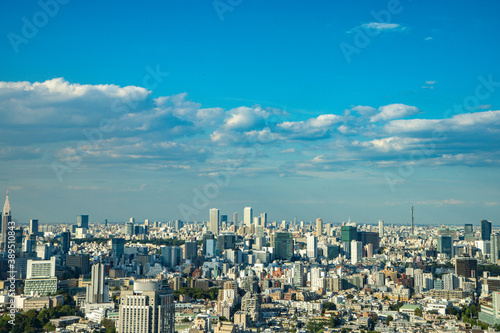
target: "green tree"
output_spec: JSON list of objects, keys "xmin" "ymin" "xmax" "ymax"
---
[
  {"xmin": 386, "ymin": 315, "xmax": 393, "ymax": 325},
  {"xmin": 414, "ymin": 307, "xmax": 423, "ymax": 317}
]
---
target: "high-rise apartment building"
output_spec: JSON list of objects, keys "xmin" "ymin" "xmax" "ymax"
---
[
  {"xmin": 86, "ymin": 262, "xmax": 109, "ymax": 304},
  {"xmin": 307, "ymin": 235, "xmax": 317, "ymax": 259},
  {"xmin": 378, "ymin": 220, "xmax": 384, "ymax": 238},
  {"xmin": 351, "ymin": 240, "xmax": 362, "ymax": 265},
  {"xmin": 118, "ymin": 279, "xmax": 174, "ymax": 333},
  {"xmin": 244, "ymin": 207, "xmax": 253, "ymax": 228},
  {"xmin": 316, "ymin": 218, "xmax": 323, "ymax": 237},
  {"xmin": 210, "ymin": 208, "xmax": 220, "ymax": 236}
]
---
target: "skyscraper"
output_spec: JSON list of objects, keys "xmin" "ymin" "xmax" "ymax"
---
[
  {"xmin": 481, "ymin": 220, "xmax": 492, "ymax": 241},
  {"xmin": 111, "ymin": 238, "xmax": 125, "ymax": 262},
  {"xmin": 233, "ymin": 212, "xmax": 239, "ymax": 227},
  {"xmin": 184, "ymin": 241, "xmax": 198, "ymax": 260},
  {"xmin": 61, "ymin": 231, "xmax": 71, "ymax": 254},
  {"xmin": 1, "ymin": 190, "xmax": 11, "ymax": 252},
  {"xmin": 341, "ymin": 225, "xmax": 357, "ymax": 258},
  {"xmin": 210, "ymin": 208, "xmax": 220, "ymax": 236},
  {"xmin": 351, "ymin": 240, "xmax": 362, "ymax": 265},
  {"xmin": 86, "ymin": 262, "xmax": 109, "ymax": 304},
  {"xmin": 260, "ymin": 212, "xmax": 267, "ymax": 228},
  {"xmin": 378, "ymin": 220, "xmax": 384, "ymax": 238},
  {"xmin": 77, "ymin": 215, "xmax": 89, "ymax": 229},
  {"xmin": 29, "ymin": 219, "xmax": 39, "ymax": 235},
  {"xmin": 491, "ymin": 233, "xmax": 500, "ymax": 264},
  {"xmin": 292, "ymin": 262, "xmax": 304, "ymax": 287},
  {"xmin": 271, "ymin": 232, "xmax": 294, "ymax": 260},
  {"xmin": 437, "ymin": 235, "xmax": 453, "ymax": 258},
  {"xmin": 118, "ymin": 279, "xmax": 174, "ymax": 333},
  {"xmin": 316, "ymin": 218, "xmax": 323, "ymax": 237},
  {"xmin": 244, "ymin": 207, "xmax": 253, "ymax": 228},
  {"xmin": 307, "ymin": 235, "xmax": 317, "ymax": 259}
]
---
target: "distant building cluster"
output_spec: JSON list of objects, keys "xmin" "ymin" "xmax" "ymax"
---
[{"xmin": 0, "ymin": 194, "xmax": 499, "ymax": 332}]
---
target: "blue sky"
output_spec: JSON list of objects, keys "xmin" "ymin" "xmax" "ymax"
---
[{"xmin": 0, "ymin": 0, "xmax": 499, "ymax": 226}]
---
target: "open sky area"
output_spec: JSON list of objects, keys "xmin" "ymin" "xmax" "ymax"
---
[{"xmin": 0, "ymin": 0, "xmax": 499, "ymax": 226}]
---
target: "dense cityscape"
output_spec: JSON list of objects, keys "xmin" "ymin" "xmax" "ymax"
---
[{"xmin": 1, "ymin": 191, "xmax": 500, "ymax": 333}]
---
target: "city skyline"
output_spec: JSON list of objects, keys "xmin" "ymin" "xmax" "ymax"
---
[{"xmin": 0, "ymin": 1, "xmax": 499, "ymax": 224}]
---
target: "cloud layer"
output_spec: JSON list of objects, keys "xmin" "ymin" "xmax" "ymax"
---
[{"xmin": 1, "ymin": 78, "xmax": 499, "ymax": 176}]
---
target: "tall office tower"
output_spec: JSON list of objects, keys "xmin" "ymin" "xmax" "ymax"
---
[
  {"xmin": 310, "ymin": 266, "xmax": 324, "ymax": 291},
  {"xmin": 271, "ymin": 232, "xmax": 294, "ymax": 260},
  {"xmin": 378, "ymin": 220, "xmax": 384, "ymax": 238},
  {"xmin": 292, "ymin": 262, "xmax": 304, "ymax": 287},
  {"xmin": 316, "ymin": 218, "xmax": 323, "ymax": 237},
  {"xmin": 25, "ymin": 257, "xmax": 58, "ymax": 295},
  {"xmin": 210, "ymin": 208, "xmax": 220, "ymax": 236},
  {"xmin": 341, "ymin": 225, "xmax": 357, "ymax": 258},
  {"xmin": 233, "ymin": 212, "xmax": 239, "ymax": 227},
  {"xmin": 260, "ymin": 213, "xmax": 267, "ymax": 228},
  {"xmin": 184, "ymin": 241, "xmax": 198, "ymax": 260},
  {"xmin": 77, "ymin": 215, "xmax": 89, "ymax": 229},
  {"xmin": 307, "ymin": 235, "xmax": 317, "ymax": 259},
  {"xmin": 411, "ymin": 206, "xmax": 414, "ymax": 235},
  {"xmin": 202, "ymin": 232, "xmax": 215, "ymax": 256},
  {"xmin": 253, "ymin": 216, "xmax": 261, "ymax": 228},
  {"xmin": 1, "ymin": 191, "xmax": 11, "ymax": 252},
  {"xmin": 464, "ymin": 224, "xmax": 474, "ymax": 239},
  {"xmin": 220, "ymin": 215, "xmax": 228, "ymax": 227},
  {"xmin": 29, "ymin": 219, "xmax": 39, "ymax": 235},
  {"xmin": 111, "ymin": 238, "xmax": 125, "ymax": 261},
  {"xmin": 125, "ymin": 222, "xmax": 134, "ymax": 235},
  {"xmin": 437, "ymin": 235, "xmax": 453, "ymax": 258},
  {"xmin": 492, "ymin": 233, "xmax": 500, "ymax": 264},
  {"xmin": 455, "ymin": 257, "xmax": 478, "ymax": 279},
  {"xmin": 118, "ymin": 279, "xmax": 175, "ymax": 333},
  {"xmin": 351, "ymin": 240, "xmax": 362, "ymax": 265},
  {"xmin": 481, "ymin": 220, "xmax": 492, "ymax": 241},
  {"xmin": 86, "ymin": 262, "xmax": 109, "ymax": 304},
  {"xmin": 61, "ymin": 231, "xmax": 71, "ymax": 254},
  {"xmin": 293, "ymin": 216, "xmax": 297, "ymax": 229},
  {"xmin": 161, "ymin": 247, "xmax": 182, "ymax": 268},
  {"xmin": 105, "ymin": 219, "xmax": 108, "ymax": 227},
  {"xmin": 244, "ymin": 207, "xmax": 253, "ymax": 228}
]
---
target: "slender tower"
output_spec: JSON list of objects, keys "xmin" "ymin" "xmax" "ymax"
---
[
  {"xmin": 1, "ymin": 190, "xmax": 11, "ymax": 252},
  {"xmin": 411, "ymin": 206, "xmax": 414, "ymax": 235}
]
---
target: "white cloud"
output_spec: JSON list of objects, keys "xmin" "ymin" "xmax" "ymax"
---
[
  {"xmin": 370, "ymin": 103, "xmax": 419, "ymax": 122},
  {"xmin": 350, "ymin": 22, "xmax": 407, "ymax": 33}
]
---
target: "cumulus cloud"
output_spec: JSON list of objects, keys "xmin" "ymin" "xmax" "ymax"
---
[{"xmin": 370, "ymin": 103, "xmax": 420, "ymax": 122}]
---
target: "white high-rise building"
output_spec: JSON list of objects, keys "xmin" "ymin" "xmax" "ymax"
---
[
  {"xmin": 233, "ymin": 212, "xmax": 239, "ymax": 227},
  {"xmin": 260, "ymin": 212, "xmax": 267, "ymax": 228},
  {"xmin": 307, "ymin": 235, "xmax": 317, "ymax": 259},
  {"xmin": 351, "ymin": 240, "xmax": 362, "ymax": 265},
  {"xmin": 209, "ymin": 208, "xmax": 220, "ymax": 236},
  {"xmin": 118, "ymin": 279, "xmax": 174, "ymax": 333},
  {"xmin": 25, "ymin": 257, "xmax": 57, "ymax": 295},
  {"xmin": 244, "ymin": 207, "xmax": 253, "ymax": 228},
  {"xmin": 86, "ymin": 262, "xmax": 109, "ymax": 304},
  {"xmin": 378, "ymin": 220, "xmax": 384, "ymax": 238},
  {"xmin": 310, "ymin": 266, "xmax": 324, "ymax": 291},
  {"xmin": 254, "ymin": 216, "xmax": 261, "ymax": 228}
]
